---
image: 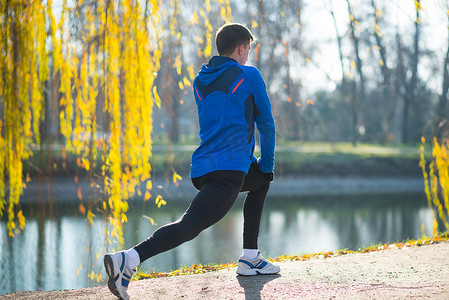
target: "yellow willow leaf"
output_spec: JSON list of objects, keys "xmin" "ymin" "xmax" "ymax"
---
[
  {"xmin": 415, "ymin": 0, "xmax": 422, "ymax": 13},
  {"xmin": 375, "ymin": 7, "xmax": 382, "ymax": 19},
  {"xmin": 82, "ymin": 157, "xmax": 90, "ymax": 171},
  {"xmin": 173, "ymin": 172, "xmax": 182, "ymax": 183},
  {"xmin": 173, "ymin": 54, "xmax": 182, "ymax": 70},
  {"xmin": 143, "ymin": 215, "xmax": 155, "ymax": 225},
  {"xmin": 144, "ymin": 191, "xmax": 151, "ymax": 201},
  {"xmin": 87, "ymin": 210, "xmax": 95, "ymax": 226},
  {"xmin": 183, "ymin": 77, "xmax": 191, "ymax": 87},
  {"xmin": 220, "ymin": 6, "xmax": 227, "ymax": 20},
  {"xmin": 195, "ymin": 36, "xmax": 204, "ymax": 44},
  {"xmin": 155, "ymin": 195, "xmax": 163, "ymax": 205},
  {"xmin": 187, "ymin": 65, "xmax": 195, "ymax": 80},
  {"xmin": 155, "ymin": 195, "xmax": 167, "ymax": 208},
  {"xmin": 17, "ymin": 210, "xmax": 26, "ymax": 230},
  {"xmin": 190, "ymin": 12, "xmax": 199, "ymax": 24},
  {"xmin": 200, "ymin": 7, "xmax": 206, "ymax": 19},
  {"xmin": 226, "ymin": 1, "xmax": 232, "ymax": 22},
  {"xmin": 251, "ymin": 20, "xmax": 258, "ymax": 28},
  {"xmin": 121, "ymin": 213, "xmax": 127, "ymax": 224},
  {"xmin": 146, "ymin": 180, "xmax": 152, "ymax": 190},
  {"xmin": 380, "ymin": 60, "xmax": 384, "ymax": 66},
  {"xmin": 374, "ymin": 22, "xmax": 382, "ymax": 37},
  {"xmin": 433, "ymin": 218, "xmax": 439, "ymax": 235},
  {"xmin": 153, "ymin": 86, "xmax": 161, "ymax": 108},
  {"xmin": 205, "ymin": 19, "xmax": 213, "ymax": 32},
  {"xmin": 350, "ymin": 61, "xmax": 356, "ymax": 69},
  {"xmin": 178, "ymin": 81, "xmax": 184, "ymax": 89},
  {"xmin": 204, "ymin": 44, "xmax": 212, "ymax": 58}
]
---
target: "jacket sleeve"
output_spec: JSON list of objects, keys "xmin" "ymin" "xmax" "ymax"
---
[{"xmin": 247, "ymin": 67, "xmax": 275, "ymax": 173}]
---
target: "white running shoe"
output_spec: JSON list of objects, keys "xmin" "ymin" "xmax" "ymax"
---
[
  {"xmin": 236, "ymin": 252, "xmax": 281, "ymax": 276},
  {"xmin": 104, "ymin": 251, "xmax": 136, "ymax": 300}
]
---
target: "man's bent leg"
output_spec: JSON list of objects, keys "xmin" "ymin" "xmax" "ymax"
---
[
  {"xmin": 134, "ymin": 170, "xmax": 245, "ymax": 262},
  {"xmin": 237, "ymin": 164, "xmax": 280, "ymax": 275},
  {"xmin": 240, "ymin": 163, "xmax": 271, "ymax": 250}
]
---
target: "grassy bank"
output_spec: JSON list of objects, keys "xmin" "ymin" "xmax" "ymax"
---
[{"xmin": 23, "ymin": 142, "xmax": 427, "ymax": 179}]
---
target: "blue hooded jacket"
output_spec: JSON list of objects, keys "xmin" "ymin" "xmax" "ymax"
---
[{"xmin": 190, "ymin": 56, "xmax": 275, "ymax": 178}]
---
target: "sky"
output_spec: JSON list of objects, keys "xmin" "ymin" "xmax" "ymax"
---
[{"xmin": 298, "ymin": 0, "xmax": 448, "ymax": 95}]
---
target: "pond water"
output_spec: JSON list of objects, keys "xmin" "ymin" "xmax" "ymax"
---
[{"xmin": 0, "ymin": 192, "xmax": 434, "ymax": 295}]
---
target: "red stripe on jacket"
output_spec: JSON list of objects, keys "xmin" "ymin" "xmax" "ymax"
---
[{"xmin": 232, "ymin": 78, "xmax": 244, "ymax": 93}]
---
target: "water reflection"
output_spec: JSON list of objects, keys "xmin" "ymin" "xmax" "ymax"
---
[{"xmin": 0, "ymin": 192, "xmax": 433, "ymax": 295}]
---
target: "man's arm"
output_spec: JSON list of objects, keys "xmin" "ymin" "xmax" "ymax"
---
[{"xmin": 247, "ymin": 67, "xmax": 275, "ymax": 173}]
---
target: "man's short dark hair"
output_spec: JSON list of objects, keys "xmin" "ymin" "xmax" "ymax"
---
[{"xmin": 216, "ymin": 23, "xmax": 254, "ymax": 56}]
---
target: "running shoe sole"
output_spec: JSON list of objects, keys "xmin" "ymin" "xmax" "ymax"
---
[
  {"xmin": 104, "ymin": 254, "xmax": 121, "ymax": 298},
  {"xmin": 236, "ymin": 267, "xmax": 280, "ymax": 276}
]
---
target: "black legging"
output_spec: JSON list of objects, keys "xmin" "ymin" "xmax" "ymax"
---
[{"xmin": 134, "ymin": 163, "xmax": 271, "ymax": 262}]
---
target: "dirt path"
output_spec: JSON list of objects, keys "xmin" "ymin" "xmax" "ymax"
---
[{"xmin": 3, "ymin": 242, "xmax": 449, "ymax": 300}]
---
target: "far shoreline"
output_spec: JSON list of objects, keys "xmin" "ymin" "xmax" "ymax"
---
[{"xmin": 19, "ymin": 176, "xmax": 425, "ymax": 204}]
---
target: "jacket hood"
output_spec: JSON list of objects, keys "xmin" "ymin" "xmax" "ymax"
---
[{"xmin": 198, "ymin": 56, "xmax": 238, "ymax": 87}]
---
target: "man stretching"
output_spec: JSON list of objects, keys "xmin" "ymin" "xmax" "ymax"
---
[{"xmin": 104, "ymin": 23, "xmax": 279, "ymax": 300}]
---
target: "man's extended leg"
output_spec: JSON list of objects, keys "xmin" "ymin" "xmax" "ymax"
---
[
  {"xmin": 133, "ymin": 170, "xmax": 245, "ymax": 261},
  {"xmin": 104, "ymin": 170, "xmax": 245, "ymax": 299}
]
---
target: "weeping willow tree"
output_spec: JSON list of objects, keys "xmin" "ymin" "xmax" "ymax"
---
[
  {"xmin": 0, "ymin": 1, "xmax": 47, "ymax": 236},
  {"xmin": 0, "ymin": 0, "xmax": 159, "ymax": 241},
  {"xmin": 0, "ymin": 0, "xmax": 233, "ymax": 250},
  {"xmin": 56, "ymin": 0, "xmax": 164, "ymax": 247}
]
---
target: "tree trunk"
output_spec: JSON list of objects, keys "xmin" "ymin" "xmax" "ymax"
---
[
  {"xmin": 329, "ymin": 0, "xmax": 345, "ymax": 82},
  {"xmin": 329, "ymin": 0, "xmax": 346, "ymax": 144},
  {"xmin": 436, "ymin": 13, "xmax": 449, "ymax": 139},
  {"xmin": 402, "ymin": 2, "xmax": 420, "ymax": 143},
  {"xmin": 371, "ymin": 0, "xmax": 394, "ymax": 143},
  {"xmin": 346, "ymin": 0, "xmax": 365, "ymax": 145}
]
